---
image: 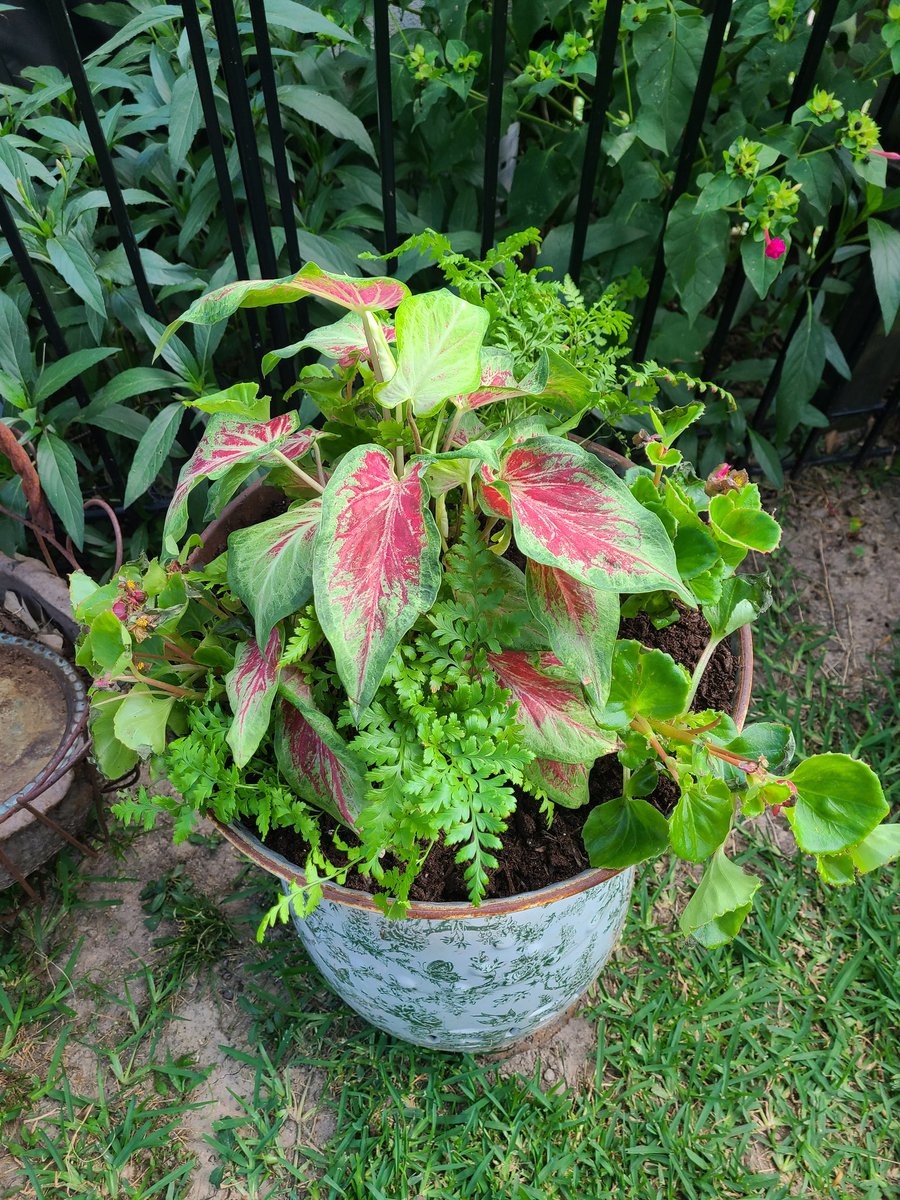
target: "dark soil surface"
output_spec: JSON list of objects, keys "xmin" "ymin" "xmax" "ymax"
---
[{"xmin": 262, "ymin": 606, "xmax": 739, "ymax": 903}]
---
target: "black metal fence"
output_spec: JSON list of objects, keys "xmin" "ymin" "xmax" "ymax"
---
[{"xmin": 1, "ymin": 0, "xmax": 898, "ymax": 478}]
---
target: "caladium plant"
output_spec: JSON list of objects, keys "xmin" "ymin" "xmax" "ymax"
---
[{"xmin": 72, "ymin": 260, "xmax": 896, "ymax": 943}]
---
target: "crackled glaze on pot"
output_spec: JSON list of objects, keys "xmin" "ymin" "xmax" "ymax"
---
[{"xmin": 283, "ymin": 867, "xmax": 634, "ymax": 1051}]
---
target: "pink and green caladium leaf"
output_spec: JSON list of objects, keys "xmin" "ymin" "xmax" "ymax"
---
[
  {"xmin": 600, "ymin": 640, "xmax": 691, "ymax": 730},
  {"xmin": 479, "ymin": 437, "xmax": 693, "ymax": 603},
  {"xmin": 374, "ymin": 289, "xmax": 489, "ymax": 416},
  {"xmin": 525, "ymin": 561, "xmax": 619, "ymax": 708},
  {"xmin": 784, "ymin": 753, "xmax": 888, "ymax": 854},
  {"xmin": 227, "ymin": 499, "xmax": 321, "ymax": 649},
  {"xmin": 314, "ymin": 445, "xmax": 441, "ymax": 716},
  {"xmin": 582, "ymin": 794, "xmax": 669, "ymax": 870},
  {"xmin": 225, "ymin": 628, "xmax": 282, "ymax": 767},
  {"xmin": 276, "ymin": 668, "xmax": 366, "ymax": 827},
  {"xmin": 262, "ymin": 312, "xmax": 397, "ymax": 375},
  {"xmin": 453, "ymin": 349, "xmax": 595, "ymax": 415},
  {"xmin": 523, "ymin": 758, "xmax": 589, "ymax": 809},
  {"xmin": 487, "ymin": 650, "xmax": 617, "ymax": 764},
  {"xmin": 162, "ymin": 413, "xmax": 319, "ymax": 556},
  {"xmin": 678, "ymin": 848, "xmax": 761, "ymax": 947},
  {"xmin": 155, "ymin": 264, "xmax": 409, "ymax": 357}
]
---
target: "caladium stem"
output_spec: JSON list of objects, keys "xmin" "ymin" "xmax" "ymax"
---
[
  {"xmin": 361, "ymin": 310, "xmax": 396, "ymax": 384},
  {"xmin": 441, "ymin": 409, "xmax": 462, "ymax": 453},
  {"xmin": 684, "ymin": 638, "xmax": 720, "ymax": 710},
  {"xmin": 313, "ymin": 442, "xmax": 326, "ymax": 487},
  {"xmin": 271, "ymin": 450, "xmax": 325, "ymax": 494},
  {"xmin": 406, "ymin": 404, "xmax": 423, "ymax": 455}
]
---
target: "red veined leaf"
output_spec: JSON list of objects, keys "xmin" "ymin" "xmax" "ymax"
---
[
  {"xmin": 524, "ymin": 758, "xmax": 590, "ymax": 809},
  {"xmin": 155, "ymin": 263, "xmax": 409, "ymax": 358},
  {"xmin": 314, "ymin": 445, "xmax": 441, "ymax": 716},
  {"xmin": 276, "ymin": 668, "xmax": 365, "ymax": 827},
  {"xmin": 161, "ymin": 413, "xmax": 317, "ymax": 555},
  {"xmin": 262, "ymin": 313, "xmax": 397, "ymax": 375},
  {"xmin": 480, "ymin": 437, "xmax": 692, "ymax": 602},
  {"xmin": 227, "ymin": 499, "xmax": 321, "ymax": 649},
  {"xmin": 225, "ymin": 627, "xmax": 282, "ymax": 767},
  {"xmin": 526, "ymin": 561, "xmax": 619, "ymax": 707},
  {"xmin": 487, "ymin": 650, "xmax": 616, "ymax": 764},
  {"xmin": 453, "ymin": 349, "xmax": 524, "ymax": 411}
]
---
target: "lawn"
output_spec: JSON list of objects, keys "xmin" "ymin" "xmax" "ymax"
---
[{"xmin": 1, "ymin": 469, "xmax": 897, "ymax": 1200}]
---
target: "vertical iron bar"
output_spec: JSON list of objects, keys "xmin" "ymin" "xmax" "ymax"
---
[
  {"xmin": 852, "ymin": 386, "xmax": 899, "ymax": 468},
  {"xmin": 248, "ymin": 0, "xmax": 301, "ymax": 272},
  {"xmin": 569, "ymin": 0, "xmax": 623, "ymax": 283},
  {"xmin": 701, "ymin": 267, "xmax": 744, "ymax": 375},
  {"xmin": 632, "ymin": 0, "xmax": 732, "ymax": 361},
  {"xmin": 0, "ymin": 192, "xmax": 123, "ymax": 492},
  {"xmin": 373, "ymin": 0, "xmax": 398, "ymax": 260},
  {"xmin": 45, "ymin": 0, "xmax": 159, "ymax": 318},
  {"xmin": 480, "ymin": 0, "xmax": 509, "ymax": 258},
  {"xmin": 180, "ymin": 0, "xmax": 264, "ymax": 373},
  {"xmin": 786, "ymin": 0, "xmax": 840, "ymax": 119},
  {"xmin": 209, "ymin": 0, "xmax": 294, "ymax": 390}
]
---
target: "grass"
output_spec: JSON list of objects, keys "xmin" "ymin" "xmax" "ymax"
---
[{"xmin": 1, "ymin": 573, "xmax": 897, "ymax": 1199}]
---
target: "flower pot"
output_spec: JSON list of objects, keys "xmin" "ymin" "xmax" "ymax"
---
[
  {"xmin": 0, "ymin": 633, "xmax": 92, "ymax": 893},
  {"xmin": 196, "ymin": 450, "xmax": 754, "ymax": 1053}
]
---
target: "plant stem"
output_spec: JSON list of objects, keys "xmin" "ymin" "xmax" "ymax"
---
[
  {"xmin": 684, "ymin": 638, "xmax": 720, "ymax": 710},
  {"xmin": 312, "ymin": 442, "xmax": 326, "ymax": 487},
  {"xmin": 631, "ymin": 715, "xmax": 680, "ymax": 782},
  {"xmin": 406, "ymin": 405, "xmax": 423, "ymax": 455},
  {"xmin": 441, "ymin": 409, "xmax": 462, "ymax": 453},
  {"xmin": 271, "ymin": 450, "xmax": 325, "ymax": 493},
  {"xmin": 429, "ymin": 407, "xmax": 446, "ymax": 454}
]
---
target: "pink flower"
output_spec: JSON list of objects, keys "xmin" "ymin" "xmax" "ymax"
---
[
  {"xmin": 112, "ymin": 599, "xmax": 128, "ymax": 620},
  {"xmin": 870, "ymin": 149, "xmax": 900, "ymax": 161},
  {"xmin": 714, "ymin": 463, "xmax": 731, "ymax": 480},
  {"xmin": 763, "ymin": 228, "xmax": 786, "ymax": 260}
]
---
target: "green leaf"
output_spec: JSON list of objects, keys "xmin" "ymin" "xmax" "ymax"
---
[
  {"xmin": 375, "ymin": 289, "xmax": 489, "ymax": 416},
  {"xmin": 702, "ymin": 574, "xmax": 772, "ymax": 641},
  {"xmin": 123, "ymin": 404, "xmax": 184, "ymax": 507},
  {"xmin": 748, "ymin": 429, "xmax": 784, "ymax": 488},
  {"xmin": 670, "ymin": 778, "xmax": 734, "ymax": 863},
  {"xmin": 168, "ymin": 69, "xmax": 202, "ymax": 166},
  {"xmin": 664, "ymin": 197, "xmax": 729, "ymax": 325},
  {"xmin": 112, "ymin": 686, "xmax": 175, "ymax": 755},
  {"xmin": 649, "ymin": 402, "xmax": 704, "ymax": 444},
  {"xmin": 720, "ymin": 722, "xmax": 795, "ymax": 775},
  {"xmin": 264, "ymin": 0, "xmax": 358, "ymax": 43},
  {"xmin": 868, "ymin": 218, "xmax": 900, "ymax": 334},
  {"xmin": 848, "ymin": 825, "xmax": 900, "ymax": 874},
  {"xmin": 786, "ymin": 754, "xmax": 888, "ymax": 854},
  {"xmin": 602, "ymin": 640, "xmax": 691, "ymax": 728},
  {"xmin": 86, "ymin": 5, "xmax": 181, "ymax": 60},
  {"xmin": 679, "ymin": 848, "xmax": 761, "ymax": 946},
  {"xmin": 694, "ymin": 173, "xmax": 747, "ymax": 214},
  {"xmin": 36, "ymin": 431, "xmax": 84, "ymax": 548},
  {"xmin": 673, "ymin": 525, "xmax": 719, "ymax": 579},
  {"xmin": 633, "ymin": 9, "xmax": 707, "ymax": 153},
  {"xmin": 741, "ymin": 232, "xmax": 789, "ymax": 299},
  {"xmin": 46, "ymin": 234, "xmax": 106, "ymax": 316},
  {"xmin": 279, "ymin": 84, "xmax": 375, "ymax": 159},
  {"xmin": 776, "ymin": 302, "xmax": 826, "ymax": 442},
  {"xmin": 76, "ymin": 367, "xmax": 180, "ymax": 420},
  {"xmin": 89, "ymin": 700, "xmax": 139, "ymax": 780},
  {"xmin": 708, "ymin": 486, "xmax": 781, "ymax": 554},
  {"xmin": 582, "ymin": 794, "xmax": 670, "ymax": 870},
  {"xmin": 815, "ymin": 853, "xmax": 856, "ymax": 886},
  {"xmin": 86, "ymin": 610, "xmax": 131, "ymax": 675},
  {"xmin": 186, "ymin": 382, "xmax": 271, "ymax": 421},
  {"xmin": 32, "ymin": 347, "xmax": 119, "ymax": 406},
  {"xmin": 786, "ymin": 155, "xmax": 832, "ymax": 218}
]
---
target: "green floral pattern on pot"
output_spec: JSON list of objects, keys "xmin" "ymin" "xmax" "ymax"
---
[{"xmin": 284, "ymin": 868, "xmax": 634, "ymax": 1053}]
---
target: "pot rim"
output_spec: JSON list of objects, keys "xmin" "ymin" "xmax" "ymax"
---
[
  {"xmin": 0, "ymin": 632, "xmax": 88, "ymax": 820},
  {"xmin": 214, "ymin": 623, "xmax": 753, "ymax": 920}
]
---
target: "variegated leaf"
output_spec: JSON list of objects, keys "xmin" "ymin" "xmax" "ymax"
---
[
  {"xmin": 453, "ymin": 348, "xmax": 594, "ymax": 415},
  {"xmin": 276, "ymin": 668, "xmax": 366, "ymax": 826},
  {"xmin": 453, "ymin": 349, "xmax": 525, "ymax": 411},
  {"xmin": 526, "ymin": 561, "xmax": 619, "ymax": 707},
  {"xmin": 524, "ymin": 758, "xmax": 590, "ymax": 809},
  {"xmin": 314, "ymin": 445, "xmax": 441, "ymax": 716},
  {"xmin": 227, "ymin": 499, "xmax": 321, "ymax": 649},
  {"xmin": 162, "ymin": 413, "xmax": 318, "ymax": 555},
  {"xmin": 374, "ymin": 289, "xmax": 489, "ymax": 416},
  {"xmin": 480, "ymin": 437, "xmax": 692, "ymax": 602},
  {"xmin": 225, "ymin": 628, "xmax": 282, "ymax": 767},
  {"xmin": 487, "ymin": 650, "xmax": 617, "ymax": 764},
  {"xmin": 156, "ymin": 263, "xmax": 408, "ymax": 357},
  {"xmin": 262, "ymin": 312, "xmax": 397, "ymax": 374}
]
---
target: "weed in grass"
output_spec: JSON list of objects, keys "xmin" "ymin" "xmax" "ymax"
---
[{"xmin": 140, "ymin": 865, "xmax": 237, "ymax": 990}]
